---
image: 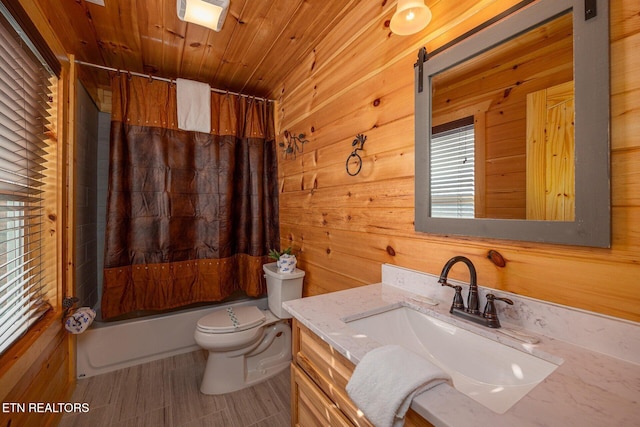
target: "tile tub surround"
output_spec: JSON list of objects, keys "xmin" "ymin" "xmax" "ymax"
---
[{"xmin": 283, "ymin": 265, "xmax": 640, "ymax": 427}]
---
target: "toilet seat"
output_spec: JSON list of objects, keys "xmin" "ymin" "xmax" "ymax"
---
[{"xmin": 196, "ymin": 305, "xmax": 266, "ymax": 334}]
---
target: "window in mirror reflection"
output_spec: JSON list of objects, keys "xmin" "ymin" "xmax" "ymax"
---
[
  {"xmin": 430, "ymin": 11, "xmax": 573, "ymax": 221},
  {"xmin": 431, "ymin": 116, "xmax": 475, "ymax": 218}
]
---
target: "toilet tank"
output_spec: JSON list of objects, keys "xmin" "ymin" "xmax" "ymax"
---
[{"xmin": 263, "ymin": 262, "xmax": 305, "ymax": 319}]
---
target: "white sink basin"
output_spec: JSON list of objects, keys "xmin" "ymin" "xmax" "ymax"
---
[{"xmin": 345, "ymin": 306, "xmax": 560, "ymax": 414}]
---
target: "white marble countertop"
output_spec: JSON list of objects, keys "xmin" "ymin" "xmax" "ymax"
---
[{"xmin": 283, "ymin": 266, "xmax": 640, "ymax": 427}]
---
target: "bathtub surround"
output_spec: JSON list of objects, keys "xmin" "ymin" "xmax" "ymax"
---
[
  {"xmin": 75, "ymin": 82, "xmax": 100, "ymax": 309},
  {"xmin": 283, "ymin": 264, "xmax": 640, "ymax": 426},
  {"xmin": 96, "ymin": 111, "xmax": 111, "ymax": 308},
  {"xmin": 102, "ymin": 74, "xmax": 279, "ymax": 319},
  {"xmin": 76, "ymin": 82, "xmax": 111, "ymax": 317}
]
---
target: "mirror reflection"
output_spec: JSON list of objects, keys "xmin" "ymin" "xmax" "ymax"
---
[
  {"xmin": 415, "ymin": 0, "xmax": 610, "ymax": 247},
  {"xmin": 430, "ymin": 11, "xmax": 574, "ymax": 221}
]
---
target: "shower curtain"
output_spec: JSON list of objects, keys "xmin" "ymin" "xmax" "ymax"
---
[{"xmin": 101, "ymin": 74, "xmax": 280, "ymax": 320}]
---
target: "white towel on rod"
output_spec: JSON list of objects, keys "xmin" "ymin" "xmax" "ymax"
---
[
  {"xmin": 176, "ymin": 78, "xmax": 211, "ymax": 133},
  {"xmin": 346, "ymin": 345, "xmax": 450, "ymax": 427}
]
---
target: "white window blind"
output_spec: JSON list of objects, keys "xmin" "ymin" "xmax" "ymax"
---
[
  {"xmin": 430, "ymin": 117, "xmax": 475, "ymax": 218},
  {"xmin": 0, "ymin": 9, "xmax": 55, "ymax": 355}
]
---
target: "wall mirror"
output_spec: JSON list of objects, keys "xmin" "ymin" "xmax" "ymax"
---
[{"xmin": 414, "ymin": 0, "xmax": 610, "ymax": 247}]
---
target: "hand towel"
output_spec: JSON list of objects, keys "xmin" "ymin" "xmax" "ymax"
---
[
  {"xmin": 346, "ymin": 345, "xmax": 450, "ymax": 427},
  {"xmin": 176, "ymin": 78, "xmax": 211, "ymax": 133},
  {"xmin": 64, "ymin": 307, "xmax": 96, "ymax": 334}
]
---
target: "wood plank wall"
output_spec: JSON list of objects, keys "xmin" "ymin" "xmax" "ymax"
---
[
  {"xmin": 271, "ymin": 0, "xmax": 640, "ymax": 323},
  {"xmin": 0, "ymin": 314, "xmax": 71, "ymax": 427}
]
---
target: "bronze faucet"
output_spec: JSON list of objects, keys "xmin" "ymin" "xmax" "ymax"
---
[
  {"xmin": 438, "ymin": 256, "xmax": 480, "ymax": 314},
  {"xmin": 438, "ymin": 256, "xmax": 513, "ymax": 328}
]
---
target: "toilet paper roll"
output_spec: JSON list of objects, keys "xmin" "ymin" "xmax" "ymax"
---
[{"xmin": 64, "ymin": 307, "xmax": 96, "ymax": 334}]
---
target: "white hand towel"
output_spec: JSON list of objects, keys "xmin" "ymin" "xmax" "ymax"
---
[
  {"xmin": 64, "ymin": 307, "xmax": 96, "ymax": 334},
  {"xmin": 346, "ymin": 345, "xmax": 450, "ymax": 427},
  {"xmin": 176, "ymin": 78, "xmax": 211, "ymax": 133}
]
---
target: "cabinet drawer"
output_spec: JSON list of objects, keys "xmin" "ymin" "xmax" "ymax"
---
[
  {"xmin": 294, "ymin": 321, "xmax": 374, "ymax": 427},
  {"xmin": 292, "ymin": 320, "xmax": 434, "ymax": 427},
  {"xmin": 291, "ymin": 363, "xmax": 353, "ymax": 427}
]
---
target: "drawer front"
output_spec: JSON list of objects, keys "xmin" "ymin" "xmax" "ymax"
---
[
  {"xmin": 292, "ymin": 320, "xmax": 434, "ymax": 427},
  {"xmin": 291, "ymin": 364, "xmax": 353, "ymax": 427},
  {"xmin": 294, "ymin": 321, "xmax": 374, "ymax": 427}
]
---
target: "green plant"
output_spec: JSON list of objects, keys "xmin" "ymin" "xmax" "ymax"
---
[{"xmin": 268, "ymin": 246, "xmax": 293, "ymax": 260}]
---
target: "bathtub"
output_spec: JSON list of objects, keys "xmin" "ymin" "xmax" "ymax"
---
[{"xmin": 76, "ymin": 297, "xmax": 268, "ymax": 378}]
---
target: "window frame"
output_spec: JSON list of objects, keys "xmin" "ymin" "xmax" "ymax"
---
[
  {"xmin": 0, "ymin": 6, "xmax": 59, "ymax": 358},
  {"xmin": 0, "ymin": 0, "xmax": 66, "ymax": 401}
]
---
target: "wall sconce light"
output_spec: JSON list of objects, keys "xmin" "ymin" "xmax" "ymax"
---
[
  {"xmin": 177, "ymin": 0, "xmax": 230, "ymax": 32},
  {"xmin": 390, "ymin": 0, "xmax": 432, "ymax": 36}
]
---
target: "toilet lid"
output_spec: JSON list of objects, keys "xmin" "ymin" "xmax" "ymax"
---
[{"xmin": 197, "ymin": 305, "xmax": 266, "ymax": 333}]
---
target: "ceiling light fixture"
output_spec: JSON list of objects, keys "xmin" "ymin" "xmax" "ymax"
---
[
  {"xmin": 177, "ymin": 0, "xmax": 229, "ymax": 32},
  {"xmin": 390, "ymin": 0, "xmax": 432, "ymax": 36}
]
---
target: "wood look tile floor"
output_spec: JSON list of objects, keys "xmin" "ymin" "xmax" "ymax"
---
[{"xmin": 59, "ymin": 350, "xmax": 291, "ymax": 427}]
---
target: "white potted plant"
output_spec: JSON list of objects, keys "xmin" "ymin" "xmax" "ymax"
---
[{"xmin": 268, "ymin": 246, "xmax": 297, "ymax": 273}]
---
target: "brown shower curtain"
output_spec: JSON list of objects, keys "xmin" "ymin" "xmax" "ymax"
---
[{"xmin": 101, "ymin": 74, "xmax": 280, "ymax": 320}]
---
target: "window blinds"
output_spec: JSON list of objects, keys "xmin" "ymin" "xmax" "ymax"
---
[
  {"xmin": 0, "ymin": 9, "xmax": 54, "ymax": 355},
  {"xmin": 430, "ymin": 120, "xmax": 475, "ymax": 219}
]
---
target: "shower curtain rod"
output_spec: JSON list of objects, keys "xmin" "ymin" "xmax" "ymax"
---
[{"xmin": 74, "ymin": 60, "xmax": 275, "ymax": 103}]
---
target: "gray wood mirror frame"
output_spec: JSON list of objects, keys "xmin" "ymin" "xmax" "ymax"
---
[{"xmin": 414, "ymin": 0, "xmax": 610, "ymax": 247}]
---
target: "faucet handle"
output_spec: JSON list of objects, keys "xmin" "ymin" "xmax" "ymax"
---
[
  {"xmin": 483, "ymin": 294, "xmax": 514, "ymax": 328},
  {"xmin": 441, "ymin": 282, "xmax": 465, "ymax": 312},
  {"xmin": 486, "ymin": 294, "xmax": 514, "ymax": 305}
]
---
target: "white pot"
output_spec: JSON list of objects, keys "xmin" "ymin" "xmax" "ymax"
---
[{"xmin": 277, "ymin": 254, "xmax": 297, "ymax": 273}]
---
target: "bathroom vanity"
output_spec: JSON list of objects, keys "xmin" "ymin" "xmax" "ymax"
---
[
  {"xmin": 284, "ymin": 264, "xmax": 640, "ymax": 427},
  {"xmin": 290, "ymin": 319, "xmax": 432, "ymax": 426}
]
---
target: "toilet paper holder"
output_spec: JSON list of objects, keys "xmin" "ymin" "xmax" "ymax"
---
[
  {"xmin": 62, "ymin": 297, "xmax": 80, "ymax": 317},
  {"xmin": 62, "ymin": 296, "xmax": 79, "ymax": 321}
]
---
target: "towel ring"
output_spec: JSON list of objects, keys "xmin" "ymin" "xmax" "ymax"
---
[
  {"xmin": 346, "ymin": 152, "xmax": 363, "ymax": 176},
  {"xmin": 346, "ymin": 134, "xmax": 367, "ymax": 176}
]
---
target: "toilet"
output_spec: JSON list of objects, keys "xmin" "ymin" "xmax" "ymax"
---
[{"xmin": 194, "ymin": 262, "xmax": 305, "ymax": 395}]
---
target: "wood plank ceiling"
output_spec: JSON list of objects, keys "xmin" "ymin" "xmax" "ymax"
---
[{"xmin": 33, "ymin": 0, "xmax": 364, "ymax": 110}]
